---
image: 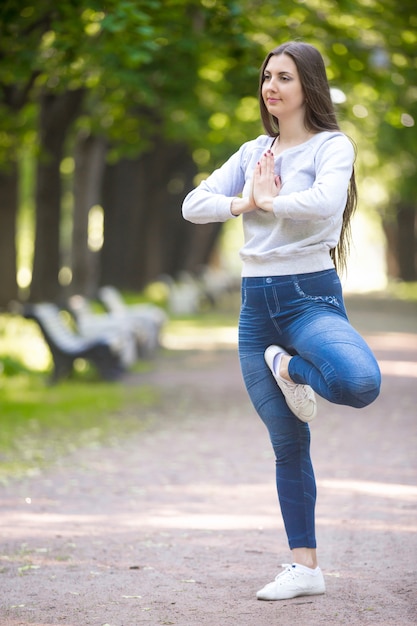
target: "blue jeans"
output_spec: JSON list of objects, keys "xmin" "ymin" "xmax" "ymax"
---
[{"xmin": 238, "ymin": 269, "xmax": 381, "ymax": 549}]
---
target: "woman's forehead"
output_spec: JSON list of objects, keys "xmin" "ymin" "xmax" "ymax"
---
[{"xmin": 265, "ymin": 53, "xmax": 297, "ymax": 74}]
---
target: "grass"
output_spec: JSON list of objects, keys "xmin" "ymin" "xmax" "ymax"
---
[
  {"xmin": 0, "ymin": 370, "xmax": 158, "ymax": 481},
  {"xmin": 0, "ymin": 313, "xmax": 162, "ymax": 481},
  {"xmin": 385, "ymin": 280, "xmax": 417, "ymax": 301}
]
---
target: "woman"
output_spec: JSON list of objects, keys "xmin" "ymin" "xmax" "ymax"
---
[{"xmin": 182, "ymin": 41, "xmax": 381, "ymax": 601}]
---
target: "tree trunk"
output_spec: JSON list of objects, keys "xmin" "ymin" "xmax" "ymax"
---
[
  {"xmin": 100, "ymin": 155, "xmax": 144, "ymax": 289},
  {"xmin": 0, "ymin": 72, "xmax": 43, "ymax": 309},
  {"xmin": 99, "ymin": 136, "xmax": 222, "ymax": 291},
  {"xmin": 182, "ymin": 221, "xmax": 223, "ymax": 274},
  {"xmin": 30, "ymin": 89, "xmax": 84, "ymax": 302},
  {"xmin": 0, "ymin": 166, "xmax": 18, "ymax": 309},
  {"xmin": 397, "ymin": 203, "xmax": 417, "ymax": 281},
  {"xmin": 382, "ymin": 219, "xmax": 399, "ymax": 280},
  {"xmin": 71, "ymin": 133, "xmax": 107, "ymax": 297}
]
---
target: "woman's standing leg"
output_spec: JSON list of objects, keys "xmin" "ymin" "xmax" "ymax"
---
[
  {"xmin": 239, "ymin": 277, "xmax": 327, "ymax": 600},
  {"xmin": 238, "ymin": 278, "xmax": 318, "ymax": 551}
]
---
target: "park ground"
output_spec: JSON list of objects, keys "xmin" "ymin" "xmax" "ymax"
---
[{"xmin": 1, "ymin": 295, "xmax": 417, "ymax": 626}]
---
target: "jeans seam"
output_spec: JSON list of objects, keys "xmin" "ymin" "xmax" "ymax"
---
[{"xmin": 266, "ymin": 286, "xmax": 282, "ymax": 335}]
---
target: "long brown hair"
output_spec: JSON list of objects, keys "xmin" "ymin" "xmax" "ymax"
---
[{"xmin": 259, "ymin": 41, "xmax": 357, "ymax": 274}]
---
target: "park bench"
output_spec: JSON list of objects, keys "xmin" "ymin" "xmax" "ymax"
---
[
  {"xmin": 23, "ymin": 302, "xmax": 125, "ymax": 382},
  {"xmin": 67, "ymin": 294, "xmax": 137, "ymax": 368},
  {"xmin": 157, "ymin": 272, "xmax": 201, "ymax": 315},
  {"xmin": 98, "ymin": 286, "xmax": 167, "ymax": 358}
]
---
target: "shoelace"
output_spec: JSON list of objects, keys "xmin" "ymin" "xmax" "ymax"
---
[
  {"xmin": 275, "ymin": 563, "xmax": 297, "ymax": 581},
  {"xmin": 282, "ymin": 381, "xmax": 314, "ymax": 410}
]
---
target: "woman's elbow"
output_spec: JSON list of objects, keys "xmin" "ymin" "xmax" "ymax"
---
[
  {"xmin": 182, "ymin": 201, "xmax": 198, "ymax": 223},
  {"xmin": 182, "ymin": 191, "xmax": 194, "ymax": 220}
]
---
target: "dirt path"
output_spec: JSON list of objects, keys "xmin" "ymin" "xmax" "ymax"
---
[{"xmin": 1, "ymin": 298, "xmax": 417, "ymax": 626}]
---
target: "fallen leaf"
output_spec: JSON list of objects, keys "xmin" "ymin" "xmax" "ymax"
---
[{"xmin": 18, "ymin": 565, "xmax": 40, "ymax": 574}]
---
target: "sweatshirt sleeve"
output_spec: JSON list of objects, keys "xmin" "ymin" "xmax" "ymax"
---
[
  {"xmin": 182, "ymin": 145, "xmax": 247, "ymax": 224},
  {"xmin": 273, "ymin": 134, "xmax": 355, "ymax": 221}
]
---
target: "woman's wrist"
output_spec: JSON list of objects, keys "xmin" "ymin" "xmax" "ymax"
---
[
  {"xmin": 254, "ymin": 196, "xmax": 274, "ymax": 212},
  {"xmin": 230, "ymin": 196, "xmax": 256, "ymax": 216}
]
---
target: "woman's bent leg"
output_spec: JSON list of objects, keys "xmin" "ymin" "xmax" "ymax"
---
[{"xmin": 287, "ymin": 314, "xmax": 381, "ymax": 408}]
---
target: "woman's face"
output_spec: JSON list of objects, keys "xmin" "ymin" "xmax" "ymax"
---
[{"xmin": 261, "ymin": 53, "xmax": 306, "ymax": 121}]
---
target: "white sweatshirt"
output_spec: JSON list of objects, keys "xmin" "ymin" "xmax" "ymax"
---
[{"xmin": 182, "ymin": 131, "xmax": 355, "ymax": 277}]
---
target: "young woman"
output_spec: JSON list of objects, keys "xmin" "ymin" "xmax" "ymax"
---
[{"xmin": 182, "ymin": 41, "xmax": 381, "ymax": 601}]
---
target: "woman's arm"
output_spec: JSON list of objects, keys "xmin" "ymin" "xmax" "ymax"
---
[
  {"xmin": 182, "ymin": 141, "xmax": 260, "ymax": 224},
  {"xmin": 273, "ymin": 136, "xmax": 355, "ymax": 221}
]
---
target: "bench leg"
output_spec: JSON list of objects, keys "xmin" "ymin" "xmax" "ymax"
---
[
  {"xmin": 50, "ymin": 353, "xmax": 75, "ymax": 383},
  {"xmin": 90, "ymin": 345, "xmax": 125, "ymax": 381}
]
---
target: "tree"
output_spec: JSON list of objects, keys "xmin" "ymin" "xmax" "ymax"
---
[
  {"xmin": 0, "ymin": 1, "xmax": 46, "ymax": 307},
  {"xmin": 320, "ymin": 0, "xmax": 417, "ymax": 280},
  {"xmin": 98, "ymin": 1, "xmax": 261, "ymax": 289},
  {"xmin": 30, "ymin": 88, "xmax": 85, "ymax": 301},
  {"xmin": 1, "ymin": 0, "xmax": 416, "ymax": 309},
  {"xmin": 0, "ymin": 0, "xmax": 167, "ymax": 303},
  {"xmin": 71, "ymin": 132, "xmax": 106, "ymax": 296},
  {"xmin": 0, "ymin": 166, "xmax": 19, "ymax": 307}
]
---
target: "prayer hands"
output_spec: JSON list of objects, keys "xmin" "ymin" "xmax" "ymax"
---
[
  {"xmin": 230, "ymin": 150, "xmax": 281, "ymax": 216},
  {"xmin": 252, "ymin": 150, "xmax": 281, "ymax": 212}
]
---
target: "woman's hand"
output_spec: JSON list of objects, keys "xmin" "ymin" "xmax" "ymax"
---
[
  {"xmin": 230, "ymin": 150, "xmax": 281, "ymax": 216},
  {"xmin": 252, "ymin": 150, "xmax": 281, "ymax": 212},
  {"xmin": 230, "ymin": 187, "xmax": 257, "ymax": 216}
]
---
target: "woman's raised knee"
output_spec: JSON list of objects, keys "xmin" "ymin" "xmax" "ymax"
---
[{"xmin": 343, "ymin": 367, "xmax": 381, "ymax": 408}]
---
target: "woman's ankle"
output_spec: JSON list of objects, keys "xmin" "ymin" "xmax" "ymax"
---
[
  {"xmin": 279, "ymin": 355, "xmax": 292, "ymax": 382},
  {"xmin": 291, "ymin": 548, "xmax": 318, "ymax": 569}
]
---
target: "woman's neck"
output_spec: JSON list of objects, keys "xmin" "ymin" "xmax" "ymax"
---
[{"xmin": 272, "ymin": 128, "xmax": 315, "ymax": 154}]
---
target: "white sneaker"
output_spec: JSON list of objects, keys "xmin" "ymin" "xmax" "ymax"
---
[
  {"xmin": 264, "ymin": 345, "xmax": 317, "ymax": 422},
  {"xmin": 257, "ymin": 563, "xmax": 326, "ymax": 601}
]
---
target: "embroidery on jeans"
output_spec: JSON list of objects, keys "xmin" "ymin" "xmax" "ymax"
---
[{"xmin": 294, "ymin": 280, "xmax": 340, "ymax": 307}]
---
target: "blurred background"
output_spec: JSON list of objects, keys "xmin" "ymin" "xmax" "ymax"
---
[
  {"xmin": 1, "ymin": 7, "xmax": 416, "ymax": 620},
  {"xmin": 0, "ymin": 0, "xmax": 416, "ymax": 308},
  {"xmin": 0, "ymin": 0, "xmax": 417, "ymax": 505}
]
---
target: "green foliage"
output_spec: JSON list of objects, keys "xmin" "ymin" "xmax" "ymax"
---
[
  {"xmin": 0, "ymin": 355, "xmax": 31, "ymax": 377},
  {"xmin": 1, "ymin": 0, "xmax": 416, "ymax": 288},
  {"xmin": 318, "ymin": 0, "xmax": 417, "ymax": 210},
  {"xmin": 2, "ymin": 0, "xmax": 416, "ymax": 181},
  {"xmin": 386, "ymin": 280, "xmax": 417, "ymax": 302}
]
